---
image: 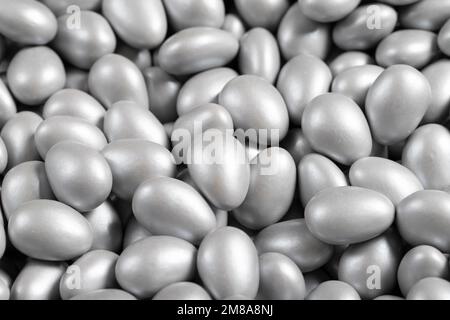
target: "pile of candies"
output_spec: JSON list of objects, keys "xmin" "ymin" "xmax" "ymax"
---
[{"xmin": 1, "ymin": 0, "xmax": 450, "ymax": 301}]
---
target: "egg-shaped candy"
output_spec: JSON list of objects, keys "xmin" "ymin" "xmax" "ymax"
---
[
  {"xmin": 45, "ymin": 142, "xmax": 112, "ymax": 212},
  {"xmin": 9, "ymin": 200, "xmax": 93, "ymax": 261}
]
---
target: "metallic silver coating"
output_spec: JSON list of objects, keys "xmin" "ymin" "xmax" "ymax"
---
[
  {"xmin": 53, "ymin": 11, "xmax": 116, "ymax": 69},
  {"xmin": 239, "ymin": 28, "xmax": 280, "ymax": 84},
  {"xmin": 329, "ymin": 51, "xmax": 374, "ymax": 77},
  {"xmin": 222, "ymin": 14, "xmax": 246, "ymax": 39},
  {"xmin": 1, "ymin": 161, "xmax": 55, "ymax": 220},
  {"xmin": 338, "ymin": 231, "xmax": 403, "ymax": 299},
  {"xmin": 153, "ymin": 282, "xmax": 212, "ymax": 300},
  {"xmin": 397, "ymin": 245, "xmax": 449, "ymax": 296},
  {"xmin": 115, "ymin": 44, "xmax": 152, "ymax": 71},
  {"xmin": 402, "ymin": 124, "xmax": 450, "ymax": 190},
  {"xmin": 45, "ymin": 141, "xmax": 113, "ymax": 212},
  {"xmin": 400, "ymin": 0, "xmax": 450, "ymax": 31},
  {"xmin": 7, "ymin": 46, "xmax": 65, "ymax": 106},
  {"xmin": 70, "ymin": 289, "xmax": 136, "ymax": 300},
  {"xmin": 143, "ymin": 67, "xmax": 180, "ymax": 124},
  {"xmin": 234, "ymin": 0, "xmax": 289, "ymax": 30},
  {"xmin": 302, "ymin": 93, "xmax": 372, "ymax": 165},
  {"xmin": 333, "ymin": 4, "xmax": 397, "ymax": 50},
  {"xmin": 41, "ymin": 0, "xmax": 101, "ymax": 16},
  {"xmin": 84, "ymin": 202, "xmax": 123, "ymax": 252},
  {"xmin": 305, "ymin": 186, "xmax": 395, "ymax": 245},
  {"xmin": 407, "ymin": 277, "xmax": 450, "ymax": 300},
  {"xmin": 103, "ymin": 139, "xmax": 176, "ymax": 200},
  {"xmin": 331, "ymin": 65, "xmax": 384, "ymax": 107},
  {"xmin": 219, "ymin": 75, "xmax": 289, "ymax": 144},
  {"xmin": 177, "ymin": 68, "xmax": 238, "ymax": 116},
  {"xmin": 88, "ymin": 54, "xmax": 149, "ymax": 109},
  {"xmin": 188, "ymin": 132, "xmax": 250, "ymax": 211},
  {"xmin": 349, "ymin": 157, "xmax": 423, "ymax": 206},
  {"xmin": 35, "ymin": 116, "xmax": 107, "ymax": 159},
  {"xmin": 366, "ymin": 65, "xmax": 432, "ymax": 146},
  {"xmin": 115, "ymin": 236, "xmax": 197, "ymax": 299},
  {"xmin": 397, "ymin": 190, "xmax": 450, "ymax": 252},
  {"xmin": 0, "ymin": 79, "xmax": 16, "ymax": 129},
  {"xmin": 8, "ymin": 199, "xmax": 93, "ymax": 261},
  {"xmin": 132, "ymin": 177, "xmax": 216, "ymax": 244},
  {"xmin": 197, "ymin": 227, "xmax": 259, "ymax": 299},
  {"xmin": 280, "ymin": 129, "xmax": 313, "ymax": 166},
  {"xmin": 255, "ymin": 219, "xmax": 333, "ymax": 272},
  {"xmin": 277, "ymin": 53, "xmax": 332, "ymax": 125},
  {"xmin": 103, "ymin": 101, "xmax": 169, "ymax": 148},
  {"xmin": 43, "ymin": 89, "xmax": 105, "ymax": 128},
  {"xmin": 0, "ymin": 112, "xmax": 42, "ymax": 169},
  {"xmin": 234, "ymin": 148, "xmax": 296, "ymax": 230},
  {"xmin": 158, "ymin": 27, "xmax": 239, "ymax": 76},
  {"xmin": 375, "ymin": 30, "xmax": 438, "ymax": 69},
  {"xmin": 306, "ymin": 281, "xmax": 360, "ymax": 300},
  {"xmin": 102, "ymin": 0, "xmax": 167, "ymax": 49},
  {"xmin": 299, "ymin": 0, "xmax": 361, "ymax": 23},
  {"xmin": 163, "ymin": 0, "xmax": 225, "ymax": 31},
  {"xmin": 257, "ymin": 252, "xmax": 306, "ymax": 300},
  {"xmin": 59, "ymin": 249, "xmax": 118, "ymax": 300},
  {"xmin": 423, "ymin": 60, "xmax": 450, "ymax": 122},
  {"xmin": 0, "ymin": 0, "xmax": 57, "ymax": 45},
  {"xmin": 278, "ymin": 3, "xmax": 330, "ymax": 60},
  {"xmin": 298, "ymin": 153, "xmax": 348, "ymax": 207},
  {"xmin": 122, "ymin": 217, "xmax": 151, "ymax": 249},
  {"xmin": 11, "ymin": 260, "xmax": 66, "ymax": 300}
]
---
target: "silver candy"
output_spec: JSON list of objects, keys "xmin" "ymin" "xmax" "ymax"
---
[
  {"xmin": 366, "ymin": 65, "xmax": 432, "ymax": 146},
  {"xmin": 397, "ymin": 245, "xmax": 449, "ymax": 296},
  {"xmin": 277, "ymin": 53, "xmax": 332, "ymax": 125},
  {"xmin": 397, "ymin": 190, "xmax": 450, "ymax": 252},
  {"xmin": 115, "ymin": 236, "xmax": 197, "ymax": 299},
  {"xmin": 219, "ymin": 75, "xmax": 289, "ymax": 144},
  {"xmin": 103, "ymin": 101, "xmax": 168, "ymax": 148},
  {"xmin": 1, "ymin": 161, "xmax": 55, "ymax": 220},
  {"xmin": 239, "ymin": 28, "xmax": 280, "ymax": 84},
  {"xmin": 163, "ymin": 0, "xmax": 225, "ymax": 31},
  {"xmin": 197, "ymin": 227, "xmax": 259, "ymax": 299},
  {"xmin": 0, "ymin": 0, "xmax": 57, "ymax": 45},
  {"xmin": 158, "ymin": 27, "xmax": 239, "ymax": 76},
  {"xmin": 278, "ymin": 3, "xmax": 330, "ymax": 60},
  {"xmin": 255, "ymin": 219, "xmax": 333, "ymax": 272},
  {"xmin": 407, "ymin": 278, "xmax": 450, "ymax": 300},
  {"xmin": 333, "ymin": 4, "xmax": 397, "ymax": 50},
  {"xmin": 10, "ymin": 260, "xmax": 66, "ymax": 300},
  {"xmin": 257, "ymin": 252, "xmax": 306, "ymax": 300},
  {"xmin": 45, "ymin": 141, "xmax": 113, "ymax": 212},
  {"xmin": 103, "ymin": 139, "xmax": 176, "ymax": 200},
  {"xmin": 349, "ymin": 157, "xmax": 423, "ymax": 206},
  {"xmin": 177, "ymin": 68, "xmax": 237, "ymax": 116},
  {"xmin": 59, "ymin": 250, "xmax": 119, "ymax": 300},
  {"xmin": 35, "ymin": 116, "xmax": 107, "ymax": 158},
  {"xmin": 299, "ymin": 0, "xmax": 361, "ymax": 23},
  {"xmin": 153, "ymin": 282, "xmax": 211, "ymax": 300},
  {"xmin": 7, "ymin": 46, "xmax": 65, "ymax": 106},
  {"xmin": 102, "ymin": 0, "xmax": 167, "ymax": 49},
  {"xmin": 302, "ymin": 93, "xmax": 372, "ymax": 165},
  {"xmin": 234, "ymin": 148, "xmax": 296, "ymax": 230},
  {"xmin": 88, "ymin": 54, "xmax": 149, "ymax": 109},
  {"xmin": 305, "ymin": 186, "xmax": 395, "ymax": 245},
  {"xmin": 307, "ymin": 281, "xmax": 360, "ymax": 300},
  {"xmin": 132, "ymin": 177, "xmax": 216, "ymax": 244},
  {"xmin": 402, "ymin": 124, "xmax": 450, "ymax": 190},
  {"xmin": 298, "ymin": 153, "xmax": 348, "ymax": 207},
  {"xmin": 8, "ymin": 200, "xmax": 93, "ymax": 261},
  {"xmin": 375, "ymin": 30, "xmax": 438, "ymax": 69},
  {"xmin": 53, "ymin": 11, "xmax": 116, "ymax": 69}
]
